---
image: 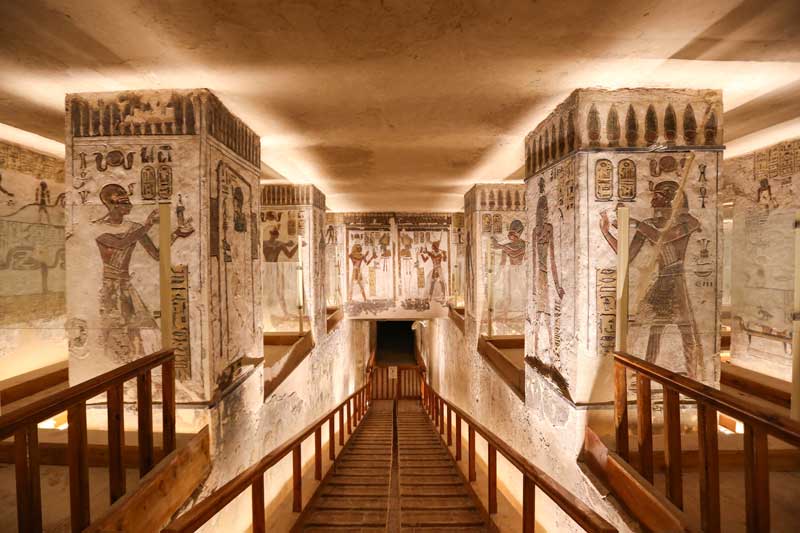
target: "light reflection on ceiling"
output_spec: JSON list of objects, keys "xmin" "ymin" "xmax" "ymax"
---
[{"xmin": 0, "ymin": 0, "xmax": 798, "ymax": 211}]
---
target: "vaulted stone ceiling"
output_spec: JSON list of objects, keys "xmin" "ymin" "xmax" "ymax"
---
[{"xmin": 0, "ymin": 0, "xmax": 799, "ymax": 211}]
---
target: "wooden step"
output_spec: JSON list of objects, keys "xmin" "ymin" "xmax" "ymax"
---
[{"xmin": 401, "ymin": 510, "xmax": 485, "ymax": 527}]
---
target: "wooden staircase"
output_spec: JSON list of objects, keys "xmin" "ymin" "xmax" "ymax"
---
[
  {"xmin": 295, "ymin": 400, "xmax": 394, "ymax": 531},
  {"xmin": 294, "ymin": 399, "xmax": 489, "ymax": 532},
  {"xmin": 396, "ymin": 400, "xmax": 490, "ymax": 532}
]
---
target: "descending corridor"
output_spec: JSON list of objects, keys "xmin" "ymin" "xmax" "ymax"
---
[{"xmin": 294, "ymin": 400, "xmax": 489, "ymax": 532}]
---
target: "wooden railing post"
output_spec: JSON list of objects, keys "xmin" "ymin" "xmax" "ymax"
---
[
  {"xmin": 744, "ymin": 425, "xmax": 770, "ymax": 533},
  {"xmin": 468, "ymin": 425, "xmax": 476, "ymax": 482},
  {"xmin": 339, "ymin": 407, "xmax": 345, "ymax": 446},
  {"xmin": 292, "ymin": 445, "xmax": 302, "ymax": 512},
  {"xmin": 697, "ymin": 403, "xmax": 721, "ymax": 533},
  {"xmin": 162, "ymin": 359, "xmax": 177, "ymax": 454},
  {"xmin": 329, "ymin": 414, "xmax": 336, "ymax": 461},
  {"xmin": 14, "ymin": 425, "xmax": 42, "ymax": 533},
  {"xmin": 68, "ymin": 402, "xmax": 90, "ymax": 533},
  {"xmin": 522, "ymin": 475, "xmax": 536, "ymax": 533},
  {"xmin": 314, "ymin": 427, "xmax": 322, "ymax": 480},
  {"xmin": 107, "ymin": 382, "xmax": 126, "ymax": 504},
  {"xmin": 455, "ymin": 413, "xmax": 462, "ymax": 461},
  {"xmin": 662, "ymin": 388, "xmax": 683, "ymax": 509},
  {"xmin": 137, "ymin": 369, "xmax": 155, "ymax": 476},
  {"xmin": 439, "ymin": 398, "xmax": 444, "ymax": 435},
  {"xmin": 252, "ymin": 472, "xmax": 265, "ymax": 533},
  {"xmin": 636, "ymin": 373, "xmax": 653, "ymax": 482},
  {"xmin": 447, "ymin": 406, "xmax": 452, "ymax": 446},
  {"xmin": 347, "ymin": 397, "xmax": 352, "ymax": 435},
  {"xmin": 488, "ymin": 443, "xmax": 497, "ymax": 514},
  {"xmin": 614, "ymin": 362, "xmax": 629, "ymax": 461}
]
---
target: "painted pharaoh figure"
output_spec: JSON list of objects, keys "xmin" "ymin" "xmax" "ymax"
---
[
  {"xmin": 532, "ymin": 192, "xmax": 565, "ymax": 367},
  {"xmin": 420, "ymin": 239, "xmax": 447, "ymax": 303},
  {"xmin": 94, "ymin": 184, "xmax": 160, "ymax": 362},
  {"xmin": 348, "ymin": 243, "xmax": 374, "ymax": 301},
  {"xmin": 263, "ymin": 226, "xmax": 299, "ymax": 316},
  {"xmin": 490, "ymin": 219, "xmax": 526, "ymax": 332},
  {"xmin": 599, "ymin": 180, "xmax": 704, "ymax": 378}
]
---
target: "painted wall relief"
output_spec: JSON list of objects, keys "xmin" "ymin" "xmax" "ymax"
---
[
  {"xmin": 594, "ymin": 152, "xmax": 719, "ymax": 385},
  {"xmin": 260, "ymin": 208, "xmax": 304, "ymax": 332},
  {"xmin": 464, "ymin": 183, "xmax": 527, "ymax": 337},
  {"xmin": 0, "ymin": 141, "xmax": 66, "ymax": 379},
  {"xmin": 397, "ymin": 228, "xmax": 450, "ymax": 312},
  {"xmin": 727, "ymin": 138, "xmax": 800, "ymax": 379},
  {"xmin": 67, "ymin": 138, "xmax": 200, "ymax": 393}
]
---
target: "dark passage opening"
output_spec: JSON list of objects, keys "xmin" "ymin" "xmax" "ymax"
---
[{"xmin": 375, "ymin": 320, "xmax": 416, "ymax": 366}]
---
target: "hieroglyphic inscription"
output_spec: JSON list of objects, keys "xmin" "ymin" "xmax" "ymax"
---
[
  {"xmin": 595, "ymin": 159, "xmax": 613, "ymax": 201},
  {"xmin": 170, "ymin": 264, "xmax": 191, "ymax": 379},
  {"xmin": 597, "ymin": 268, "xmax": 617, "ymax": 356},
  {"xmin": 617, "ymin": 159, "xmax": 636, "ymax": 200}
]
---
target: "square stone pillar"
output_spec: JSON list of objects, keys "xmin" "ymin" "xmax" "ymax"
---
[
  {"xmin": 260, "ymin": 183, "xmax": 327, "ymax": 341},
  {"xmin": 65, "ymin": 89, "xmax": 262, "ymax": 403},
  {"xmin": 524, "ymin": 88, "xmax": 723, "ymax": 403},
  {"xmin": 463, "ymin": 184, "xmax": 527, "ymax": 340}
]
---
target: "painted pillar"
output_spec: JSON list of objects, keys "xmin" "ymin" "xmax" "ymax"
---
[
  {"xmin": 523, "ymin": 88, "xmax": 723, "ymax": 403},
  {"xmin": 260, "ymin": 183, "xmax": 327, "ymax": 341},
  {"xmin": 65, "ymin": 89, "xmax": 262, "ymax": 403},
  {"xmin": 463, "ymin": 183, "xmax": 527, "ymax": 341}
]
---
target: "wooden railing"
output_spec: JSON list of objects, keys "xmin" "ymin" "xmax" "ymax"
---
[
  {"xmin": 0, "ymin": 348, "xmax": 176, "ymax": 533},
  {"xmin": 161, "ymin": 383, "xmax": 370, "ymax": 532},
  {"xmin": 420, "ymin": 373, "xmax": 617, "ymax": 533},
  {"xmin": 370, "ymin": 364, "xmax": 421, "ymax": 399},
  {"xmin": 614, "ymin": 350, "xmax": 800, "ymax": 533}
]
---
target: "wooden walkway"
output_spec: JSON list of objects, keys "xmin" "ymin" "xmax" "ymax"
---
[{"xmin": 295, "ymin": 399, "xmax": 489, "ymax": 532}]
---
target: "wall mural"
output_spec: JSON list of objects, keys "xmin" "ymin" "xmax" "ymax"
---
[
  {"xmin": 726, "ymin": 138, "xmax": 800, "ymax": 379},
  {"xmin": 0, "ymin": 141, "xmax": 66, "ymax": 377},
  {"xmin": 323, "ymin": 212, "xmax": 454, "ymax": 319}
]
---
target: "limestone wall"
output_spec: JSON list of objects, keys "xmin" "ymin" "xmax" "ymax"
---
[
  {"xmin": 191, "ymin": 317, "xmax": 370, "ymax": 533},
  {"xmin": 0, "ymin": 141, "xmax": 66, "ymax": 381},
  {"xmin": 725, "ymin": 138, "xmax": 800, "ymax": 380},
  {"xmin": 65, "ymin": 89, "xmax": 262, "ymax": 403}
]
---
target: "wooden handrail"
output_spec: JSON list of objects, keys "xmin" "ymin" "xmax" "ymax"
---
[
  {"xmin": 614, "ymin": 351, "xmax": 800, "ymax": 447},
  {"xmin": 613, "ymin": 350, "xmax": 800, "ymax": 532},
  {"xmin": 162, "ymin": 382, "xmax": 370, "ymax": 533},
  {"xmin": 0, "ymin": 349, "xmax": 176, "ymax": 533},
  {"xmin": 0, "ymin": 349, "xmax": 174, "ymax": 440},
  {"xmin": 419, "ymin": 372, "xmax": 617, "ymax": 533}
]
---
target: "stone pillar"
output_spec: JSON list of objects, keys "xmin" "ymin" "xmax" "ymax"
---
[
  {"xmin": 65, "ymin": 89, "xmax": 262, "ymax": 403},
  {"xmin": 463, "ymin": 184, "xmax": 527, "ymax": 340},
  {"xmin": 724, "ymin": 137, "xmax": 800, "ymax": 380},
  {"xmin": 260, "ymin": 183, "xmax": 327, "ymax": 341},
  {"xmin": 524, "ymin": 88, "xmax": 723, "ymax": 403}
]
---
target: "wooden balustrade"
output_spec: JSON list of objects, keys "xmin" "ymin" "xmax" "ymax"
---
[
  {"xmin": 161, "ymin": 383, "xmax": 370, "ymax": 532},
  {"xmin": 420, "ymin": 372, "xmax": 617, "ymax": 533},
  {"xmin": 0, "ymin": 349, "xmax": 176, "ymax": 533},
  {"xmin": 614, "ymin": 350, "xmax": 800, "ymax": 533}
]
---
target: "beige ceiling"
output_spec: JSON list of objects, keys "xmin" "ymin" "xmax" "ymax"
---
[{"xmin": 1, "ymin": 0, "xmax": 799, "ymax": 211}]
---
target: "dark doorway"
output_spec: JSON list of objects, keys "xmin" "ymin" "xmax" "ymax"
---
[{"xmin": 375, "ymin": 321, "xmax": 416, "ymax": 366}]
